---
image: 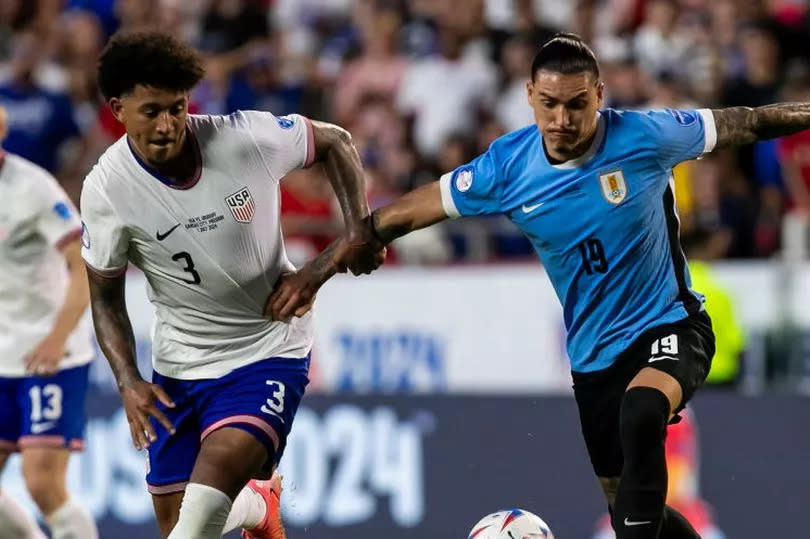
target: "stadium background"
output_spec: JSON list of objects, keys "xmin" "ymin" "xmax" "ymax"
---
[{"xmin": 1, "ymin": 0, "xmax": 809, "ymax": 537}]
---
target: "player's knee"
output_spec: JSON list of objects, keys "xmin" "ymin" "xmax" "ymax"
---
[{"xmin": 619, "ymin": 387, "xmax": 669, "ymax": 452}]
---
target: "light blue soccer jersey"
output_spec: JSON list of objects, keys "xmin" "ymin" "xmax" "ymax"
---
[{"xmin": 440, "ymin": 108, "xmax": 716, "ymax": 373}]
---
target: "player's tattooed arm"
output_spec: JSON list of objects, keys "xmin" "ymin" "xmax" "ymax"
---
[
  {"xmin": 88, "ymin": 268, "xmax": 176, "ymax": 449},
  {"xmin": 310, "ymin": 119, "xmax": 385, "ymax": 274},
  {"xmin": 713, "ymin": 103, "xmax": 810, "ymax": 147},
  {"xmin": 310, "ymin": 120, "xmax": 369, "ymax": 225},
  {"xmin": 87, "ymin": 269, "xmax": 139, "ymax": 388}
]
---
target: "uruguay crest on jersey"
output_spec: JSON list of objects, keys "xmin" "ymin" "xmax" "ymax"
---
[
  {"xmin": 599, "ymin": 170, "xmax": 627, "ymax": 205},
  {"xmin": 225, "ymin": 186, "xmax": 256, "ymax": 223}
]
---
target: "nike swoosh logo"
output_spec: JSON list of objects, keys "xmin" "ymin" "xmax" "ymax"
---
[
  {"xmin": 624, "ymin": 518, "xmax": 652, "ymax": 527},
  {"xmin": 648, "ymin": 355, "xmax": 679, "ymax": 362},
  {"xmin": 30, "ymin": 422, "xmax": 56, "ymax": 434},
  {"xmin": 522, "ymin": 202, "xmax": 545, "ymax": 213},
  {"xmin": 156, "ymin": 223, "xmax": 181, "ymax": 241}
]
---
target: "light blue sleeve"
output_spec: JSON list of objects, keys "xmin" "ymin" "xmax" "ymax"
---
[
  {"xmin": 642, "ymin": 108, "xmax": 717, "ymax": 168},
  {"xmin": 438, "ymin": 149, "xmax": 503, "ymax": 217}
]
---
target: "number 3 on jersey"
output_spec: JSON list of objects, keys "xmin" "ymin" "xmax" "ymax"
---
[
  {"xmin": 261, "ymin": 380, "xmax": 286, "ymax": 419},
  {"xmin": 171, "ymin": 251, "xmax": 201, "ymax": 284}
]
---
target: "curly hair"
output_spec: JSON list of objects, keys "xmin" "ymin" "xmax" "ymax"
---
[{"xmin": 97, "ymin": 32, "xmax": 205, "ymax": 100}]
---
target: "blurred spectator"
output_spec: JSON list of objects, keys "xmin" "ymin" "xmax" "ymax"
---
[
  {"xmin": 396, "ymin": 21, "xmax": 498, "ymax": 158},
  {"xmin": 722, "ymin": 22, "xmax": 781, "ymax": 107},
  {"xmin": 693, "ymin": 150, "xmax": 759, "ymax": 258},
  {"xmin": 495, "ymin": 32, "xmax": 535, "ymax": 132},
  {"xmin": 114, "ymin": 0, "xmax": 158, "ymax": 33},
  {"xmin": 0, "ymin": 31, "xmax": 82, "ymax": 176},
  {"xmin": 199, "ymin": 0, "xmax": 268, "ymax": 54},
  {"xmin": 334, "ymin": 0, "xmax": 409, "ymax": 126},
  {"xmin": 633, "ymin": 0, "xmax": 690, "ymax": 77},
  {"xmin": 54, "ymin": 10, "xmax": 104, "ymax": 128}
]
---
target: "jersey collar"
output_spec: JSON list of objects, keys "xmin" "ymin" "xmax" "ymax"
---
[
  {"xmin": 545, "ymin": 112, "xmax": 605, "ymax": 170},
  {"xmin": 127, "ymin": 127, "xmax": 202, "ymax": 190}
]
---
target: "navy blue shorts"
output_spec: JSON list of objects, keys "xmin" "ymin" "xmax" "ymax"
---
[
  {"xmin": 0, "ymin": 364, "xmax": 90, "ymax": 452},
  {"xmin": 146, "ymin": 356, "xmax": 310, "ymax": 495}
]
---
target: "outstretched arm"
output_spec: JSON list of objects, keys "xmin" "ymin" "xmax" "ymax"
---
[
  {"xmin": 713, "ymin": 103, "xmax": 810, "ymax": 148},
  {"xmin": 267, "ymin": 181, "xmax": 449, "ymax": 320},
  {"xmin": 368, "ymin": 180, "xmax": 449, "ymax": 243}
]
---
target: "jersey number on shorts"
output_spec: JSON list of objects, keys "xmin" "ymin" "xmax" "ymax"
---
[
  {"xmin": 650, "ymin": 334, "xmax": 679, "ymax": 361},
  {"xmin": 29, "ymin": 384, "xmax": 62, "ymax": 422},
  {"xmin": 261, "ymin": 380, "xmax": 286, "ymax": 419},
  {"xmin": 171, "ymin": 251, "xmax": 201, "ymax": 285},
  {"xmin": 578, "ymin": 238, "xmax": 608, "ymax": 274}
]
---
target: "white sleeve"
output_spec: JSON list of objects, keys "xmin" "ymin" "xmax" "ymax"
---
[
  {"xmin": 31, "ymin": 171, "xmax": 82, "ymax": 249},
  {"xmin": 242, "ymin": 110, "xmax": 315, "ymax": 180},
  {"xmin": 79, "ymin": 180, "xmax": 128, "ymax": 275}
]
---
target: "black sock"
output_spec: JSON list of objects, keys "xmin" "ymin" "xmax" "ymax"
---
[
  {"xmin": 660, "ymin": 505, "xmax": 701, "ymax": 538},
  {"xmin": 613, "ymin": 387, "xmax": 670, "ymax": 539}
]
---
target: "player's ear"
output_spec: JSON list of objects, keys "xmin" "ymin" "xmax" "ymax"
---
[
  {"xmin": 109, "ymin": 97, "xmax": 125, "ymax": 123},
  {"xmin": 595, "ymin": 80, "xmax": 605, "ymax": 107},
  {"xmin": 526, "ymin": 79, "xmax": 534, "ymax": 106}
]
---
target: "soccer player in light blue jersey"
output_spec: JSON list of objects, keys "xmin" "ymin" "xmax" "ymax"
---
[{"xmin": 271, "ymin": 33, "xmax": 810, "ymax": 539}]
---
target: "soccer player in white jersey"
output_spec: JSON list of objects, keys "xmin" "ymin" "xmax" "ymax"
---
[
  {"xmin": 0, "ymin": 106, "xmax": 98, "ymax": 539},
  {"xmin": 81, "ymin": 33, "xmax": 382, "ymax": 539}
]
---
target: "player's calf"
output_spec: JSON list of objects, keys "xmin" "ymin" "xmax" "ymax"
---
[
  {"xmin": 22, "ymin": 447, "xmax": 98, "ymax": 539},
  {"xmin": 168, "ymin": 483, "xmax": 232, "ymax": 539},
  {"xmin": 22, "ymin": 447, "xmax": 69, "ymax": 514},
  {"xmin": 613, "ymin": 387, "xmax": 670, "ymax": 538}
]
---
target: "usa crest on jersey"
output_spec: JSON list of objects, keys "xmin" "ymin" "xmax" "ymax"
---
[
  {"xmin": 225, "ymin": 187, "xmax": 256, "ymax": 223},
  {"xmin": 599, "ymin": 170, "xmax": 628, "ymax": 205}
]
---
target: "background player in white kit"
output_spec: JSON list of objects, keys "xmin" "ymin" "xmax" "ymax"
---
[
  {"xmin": 0, "ymin": 105, "xmax": 98, "ymax": 539},
  {"xmin": 81, "ymin": 32, "xmax": 383, "ymax": 539}
]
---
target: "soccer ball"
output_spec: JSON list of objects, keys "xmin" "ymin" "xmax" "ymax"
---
[{"xmin": 468, "ymin": 508, "xmax": 554, "ymax": 539}]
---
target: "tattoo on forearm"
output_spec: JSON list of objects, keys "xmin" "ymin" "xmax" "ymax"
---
[
  {"xmin": 309, "ymin": 240, "xmax": 342, "ymax": 284},
  {"xmin": 88, "ymin": 274, "xmax": 140, "ymax": 388},
  {"xmin": 713, "ymin": 103, "xmax": 810, "ymax": 148},
  {"xmin": 319, "ymin": 125, "xmax": 369, "ymax": 224}
]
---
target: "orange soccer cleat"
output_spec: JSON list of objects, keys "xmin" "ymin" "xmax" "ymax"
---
[{"xmin": 241, "ymin": 473, "xmax": 285, "ymax": 539}]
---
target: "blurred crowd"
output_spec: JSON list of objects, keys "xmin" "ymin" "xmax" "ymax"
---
[{"xmin": 4, "ymin": 0, "xmax": 810, "ymax": 264}]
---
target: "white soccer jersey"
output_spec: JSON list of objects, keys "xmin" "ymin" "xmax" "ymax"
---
[
  {"xmin": 81, "ymin": 111, "xmax": 316, "ymax": 380},
  {"xmin": 0, "ymin": 153, "xmax": 94, "ymax": 376}
]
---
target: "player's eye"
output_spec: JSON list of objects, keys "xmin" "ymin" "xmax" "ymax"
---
[
  {"xmin": 171, "ymin": 105, "xmax": 185, "ymax": 115},
  {"xmin": 541, "ymin": 100, "xmax": 555, "ymax": 108},
  {"xmin": 569, "ymin": 100, "xmax": 587, "ymax": 110},
  {"xmin": 142, "ymin": 109, "xmax": 159, "ymax": 118}
]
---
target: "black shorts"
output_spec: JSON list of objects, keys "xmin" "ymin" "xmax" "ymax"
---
[{"xmin": 572, "ymin": 311, "xmax": 715, "ymax": 478}]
